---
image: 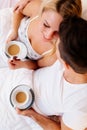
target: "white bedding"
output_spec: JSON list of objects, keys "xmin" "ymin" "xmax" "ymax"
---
[
  {"xmin": 0, "ymin": 0, "xmax": 18, "ymax": 9},
  {"xmin": 0, "ymin": 8, "xmax": 43, "ymax": 130},
  {"xmin": 0, "ymin": 0, "xmax": 87, "ymax": 129},
  {"xmin": 0, "ymin": 67, "xmax": 43, "ymax": 130},
  {"xmin": 0, "ymin": 8, "xmax": 13, "ymax": 67}
]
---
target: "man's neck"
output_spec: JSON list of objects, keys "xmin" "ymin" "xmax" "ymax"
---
[{"xmin": 64, "ymin": 69, "xmax": 87, "ymax": 84}]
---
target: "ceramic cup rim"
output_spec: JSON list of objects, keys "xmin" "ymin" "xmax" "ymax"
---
[
  {"xmin": 10, "ymin": 84, "xmax": 35, "ymax": 110},
  {"xmin": 5, "ymin": 41, "xmax": 27, "ymax": 59}
]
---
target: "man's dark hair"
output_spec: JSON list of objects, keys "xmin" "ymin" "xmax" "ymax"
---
[{"xmin": 59, "ymin": 16, "xmax": 87, "ymax": 74}]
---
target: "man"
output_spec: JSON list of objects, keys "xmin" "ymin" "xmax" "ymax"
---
[{"xmin": 17, "ymin": 16, "xmax": 87, "ymax": 130}]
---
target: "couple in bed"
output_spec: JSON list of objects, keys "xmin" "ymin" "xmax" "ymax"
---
[{"xmin": 0, "ymin": 0, "xmax": 87, "ymax": 130}]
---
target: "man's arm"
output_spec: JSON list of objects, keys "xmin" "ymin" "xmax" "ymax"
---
[
  {"xmin": 61, "ymin": 119, "xmax": 72, "ymax": 130},
  {"xmin": 16, "ymin": 108, "xmax": 61, "ymax": 130}
]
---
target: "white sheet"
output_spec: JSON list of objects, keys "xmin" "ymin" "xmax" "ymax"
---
[
  {"xmin": 0, "ymin": 0, "xmax": 87, "ymax": 129},
  {"xmin": 0, "ymin": 8, "xmax": 43, "ymax": 130},
  {"xmin": 0, "ymin": 0, "xmax": 18, "ymax": 9},
  {"xmin": 0, "ymin": 67, "xmax": 43, "ymax": 130},
  {"xmin": 0, "ymin": 8, "xmax": 13, "ymax": 67}
]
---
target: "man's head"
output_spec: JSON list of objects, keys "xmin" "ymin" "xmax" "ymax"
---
[{"xmin": 58, "ymin": 16, "xmax": 87, "ymax": 74}]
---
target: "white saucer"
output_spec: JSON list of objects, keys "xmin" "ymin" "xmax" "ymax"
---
[
  {"xmin": 10, "ymin": 85, "xmax": 34, "ymax": 110},
  {"xmin": 5, "ymin": 41, "xmax": 27, "ymax": 60}
]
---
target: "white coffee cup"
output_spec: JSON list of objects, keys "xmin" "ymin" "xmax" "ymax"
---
[
  {"xmin": 5, "ymin": 41, "xmax": 27, "ymax": 60},
  {"xmin": 10, "ymin": 85, "xmax": 34, "ymax": 110}
]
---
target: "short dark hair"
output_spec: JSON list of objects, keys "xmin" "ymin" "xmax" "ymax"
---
[
  {"xmin": 59, "ymin": 16, "xmax": 87, "ymax": 74},
  {"xmin": 56, "ymin": 0, "xmax": 82, "ymax": 18}
]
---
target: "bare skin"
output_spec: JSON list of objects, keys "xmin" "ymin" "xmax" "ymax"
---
[
  {"xmin": 7, "ymin": 0, "xmax": 63, "ymax": 70},
  {"xmin": 16, "ymin": 108, "xmax": 61, "ymax": 130},
  {"xmin": 13, "ymin": 0, "xmax": 31, "ymax": 13}
]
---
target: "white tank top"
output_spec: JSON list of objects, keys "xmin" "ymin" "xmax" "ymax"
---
[{"xmin": 18, "ymin": 16, "xmax": 53, "ymax": 60}]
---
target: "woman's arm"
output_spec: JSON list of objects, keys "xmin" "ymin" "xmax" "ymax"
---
[
  {"xmin": 8, "ymin": 59, "xmax": 38, "ymax": 70},
  {"xmin": 6, "ymin": 11, "xmax": 24, "ymax": 43},
  {"xmin": 7, "ymin": 0, "xmax": 42, "ymax": 42},
  {"xmin": 7, "ymin": 51, "xmax": 57, "ymax": 70},
  {"xmin": 21, "ymin": 0, "xmax": 42, "ymax": 17},
  {"xmin": 14, "ymin": 0, "xmax": 42, "ymax": 16},
  {"xmin": 7, "ymin": 11, "xmax": 24, "ymax": 43},
  {"xmin": 13, "ymin": 0, "xmax": 30, "ymax": 13}
]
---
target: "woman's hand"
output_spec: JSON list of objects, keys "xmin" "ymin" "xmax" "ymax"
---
[
  {"xmin": 16, "ymin": 108, "xmax": 61, "ymax": 130},
  {"xmin": 13, "ymin": 0, "xmax": 30, "ymax": 13},
  {"xmin": 8, "ymin": 58, "xmax": 38, "ymax": 70},
  {"xmin": 8, "ymin": 58, "xmax": 24, "ymax": 69}
]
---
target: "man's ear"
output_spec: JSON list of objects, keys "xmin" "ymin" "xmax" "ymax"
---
[{"xmin": 63, "ymin": 61, "xmax": 70, "ymax": 69}]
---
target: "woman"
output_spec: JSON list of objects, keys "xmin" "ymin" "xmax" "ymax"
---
[{"xmin": 6, "ymin": 0, "xmax": 82, "ymax": 70}]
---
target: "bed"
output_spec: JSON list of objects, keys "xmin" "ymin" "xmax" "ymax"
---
[
  {"xmin": 0, "ymin": 0, "xmax": 18, "ymax": 9},
  {"xmin": 0, "ymin": 67, "xmax": 43, "ymax": 130},
  {"xmin": 0, "ymin": 6, "xmax": 43, "ymax": 130},
  {"xmin": 0, "ymin": 0, "xmax": 87, "ymax": 129}
]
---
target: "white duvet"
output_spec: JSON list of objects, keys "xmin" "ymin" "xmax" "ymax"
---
[
  {"xmin": 0, "ymin": 1, "xmax": 87, "ymax": 129},
  {"xmin": 0, "ymin": 0, "xmax": 18, "ymax": 9},
  {"xmin": 0, "ymin": 8, "xmax": 43, "ymax": 130},
  {"xmin": 0, "ymin": 67, "xmax": 43, "ymax": 130}
]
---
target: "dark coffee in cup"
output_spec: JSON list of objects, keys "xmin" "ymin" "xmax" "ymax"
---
[
  {"xmin": 10, "ymin": 85, "xmax": 35, "ymax": 110},
  {"xmin": 16, "ymin": 91, "xmax": 27, "ymax": 103},
  {"xmin": 5, "ymin": 41, "xmax": 28, "ymax": 60},
  {"xmin": 8, "ymin": 44, "xmax": 20, "ymax": 56}
]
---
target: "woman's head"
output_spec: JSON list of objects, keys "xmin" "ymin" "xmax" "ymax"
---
[{"xmin": 39, "ymin": 0, "xmax": 82, "ymax": 41}]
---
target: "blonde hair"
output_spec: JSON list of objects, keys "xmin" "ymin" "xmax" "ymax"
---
[
  {"xmin": 39, "ymin": 0, "xmax": 82, "ymax": 57},
  {"xmin": 40, "ymin": 0, "xmax": 82, "ymax": 17},
  {"xmin": 40, "ymin": 0, "xmax": 58, "ymax": 13}
]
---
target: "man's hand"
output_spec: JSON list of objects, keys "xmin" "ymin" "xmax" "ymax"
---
[{"xmin": 16, "ymin": 108, "xmax": 61, "ymax": 130}]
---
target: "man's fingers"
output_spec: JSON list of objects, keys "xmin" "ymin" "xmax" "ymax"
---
[{"xmin": 16, "ymin": 108, "xmax": 30, "ymax": 116}]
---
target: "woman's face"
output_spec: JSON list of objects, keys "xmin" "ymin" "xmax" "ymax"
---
[{"xmin": 39, "ymin": 10, "xmax": 63, "ymax": 42}]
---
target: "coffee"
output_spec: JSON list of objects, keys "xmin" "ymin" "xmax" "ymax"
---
[
  {"xmin": 16, "ymin": 92, "xmax": 27, "ymax": 103},
  {"xmin": 8, "ymin": 44, "xmax": 20, "ymax": 56}
]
